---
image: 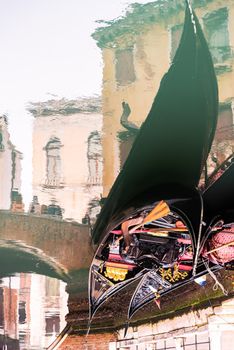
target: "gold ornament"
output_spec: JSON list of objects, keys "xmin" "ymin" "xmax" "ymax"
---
[
  {"xmin": 104, "ymin": 266, "xmax": 128, "ymax": 282},
  {"xmin": 159, "ymin": 264, "xmax": 188, "ymax": 283}
]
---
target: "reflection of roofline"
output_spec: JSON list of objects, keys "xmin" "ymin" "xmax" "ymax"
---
[
  {"xmin": 27, "ymin": 96, "xmax": 102, "ymax": 118},
  {"xmin": 92, "ymin": 0, "xmax": 214, "ymax": 48}
]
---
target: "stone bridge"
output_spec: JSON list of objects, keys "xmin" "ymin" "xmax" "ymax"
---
[{"xmin": 0, "ymin": 211, "xmax": 95, "ymax": 282}]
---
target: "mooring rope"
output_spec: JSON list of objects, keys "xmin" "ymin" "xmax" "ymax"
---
[{"xmin": 204, "ymin": 260, "xmax": 228, "ymax": 296}]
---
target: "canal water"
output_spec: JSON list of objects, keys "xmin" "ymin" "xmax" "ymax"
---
[{"xmin": 0, "ymin": 1, "xmax": 233, "ymax": 349}]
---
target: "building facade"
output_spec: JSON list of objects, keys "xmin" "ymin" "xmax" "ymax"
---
[
  {"xmin": 29, "ymin": 97, "xmax": 103, "ymax": 224},
  {"xmin": 93, "ymin": 0, "xmax": 234, "ymax": 196}
]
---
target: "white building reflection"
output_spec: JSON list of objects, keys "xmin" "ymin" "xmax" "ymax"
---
[
  {"xmin": 28, "ymin": 97, "xmax": 103, "ymax": 224},
  {"xmin": 0, "ymin": 115, "xmax": 24, "ymax": 212},
  {"xmin": 109, "ymin": 297, "xmax": 234, "ymax": 350}
]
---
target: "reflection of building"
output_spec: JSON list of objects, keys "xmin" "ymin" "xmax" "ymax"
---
[
  {"xmin": 108, "ymin": 298, "xmax": 234, "ymax": 350},
  {"xmin": 92, "ymin": 0, "xmax": 234, "ymax": 196},
  {"xmin": 56, "ymin": 297, "xmax": 234, "ymax": 350},
  {"xmin": 0, "ymin": 274, "xmax": 68, "ymax": 349},
  {"xmin": 28, "ymin": 97, "xmax": 103, "ymax": 223},
  {"xmin": 27, "ymin": 274, "xmax": 67, "ymax": 349},
  {"xmin": 0, "ymin": 278, "xmax": 19, "ymax": 345},
  {"xmin": 0, "ymin": 115, "xmax": 24, "ymax": 211}
]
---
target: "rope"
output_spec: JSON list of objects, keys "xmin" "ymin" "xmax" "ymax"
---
[
  {"xmin": 192, "ymin": 191, "xmax": 204, "ymax": 276},
  {"xmin": 204, "ymin": 261, "xmax": 228, "ymax": 296}
]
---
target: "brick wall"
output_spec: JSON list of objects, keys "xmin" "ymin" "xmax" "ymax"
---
[{"xmin": 58, "ymin": 332, "xmax": 117, "ymax": 350}]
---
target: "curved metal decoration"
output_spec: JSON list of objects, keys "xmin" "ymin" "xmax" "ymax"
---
[
  {"xmin": 128, "ymin": 269, "xmax": 172, "ymax": 320},
  {"xmin": 89, "ymin": 261, "xmax": 147, "ymax": 320}
]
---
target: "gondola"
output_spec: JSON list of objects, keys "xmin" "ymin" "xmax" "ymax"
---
[
  {"xmin": 88, "ymin": 1, "xmax": 225, "ymax": 325},
  {"xmin": 126, "ymin": 158, "xmax": 234, "ymax": 322}
]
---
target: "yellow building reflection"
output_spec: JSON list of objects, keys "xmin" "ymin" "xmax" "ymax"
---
[{"xmin": 92, "ymin": 0, "xmax": 234, "ymax": 196}]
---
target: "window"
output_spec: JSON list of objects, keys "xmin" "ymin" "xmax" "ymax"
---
[
  {"xmin": 183, "ymin": 334, "xmax": 210, "ymax": 350},
  {"xmin": 203, "ymin": 7, "xmax": 231, "ymax": 65},
  {"xmin": 44, "ymin": 137, "xmax": 62, "ymax": 187},
  {"xmin": 87, "ymin": 131, "xmax": 102, "ymax": 184},
  {"xmin": 19, "ymin": 301, "xmax": 26, "ymax": 324},
  {"xmin": 115, "ymin": 48, "xmax": 136, "ymax": 86},
  {"xmin": 45, "ymin": 315, "xmax": 60, "ymax": 335}
]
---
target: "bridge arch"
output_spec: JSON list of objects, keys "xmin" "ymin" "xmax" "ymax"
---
[{"xmin": 0, "ymin": 211, "xmax": 94, "ymax": 280}]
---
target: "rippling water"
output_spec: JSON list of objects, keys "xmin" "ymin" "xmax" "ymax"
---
[{"xmin": 0, "ymin": 1, "xmax": 233, "ymax": 349}]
